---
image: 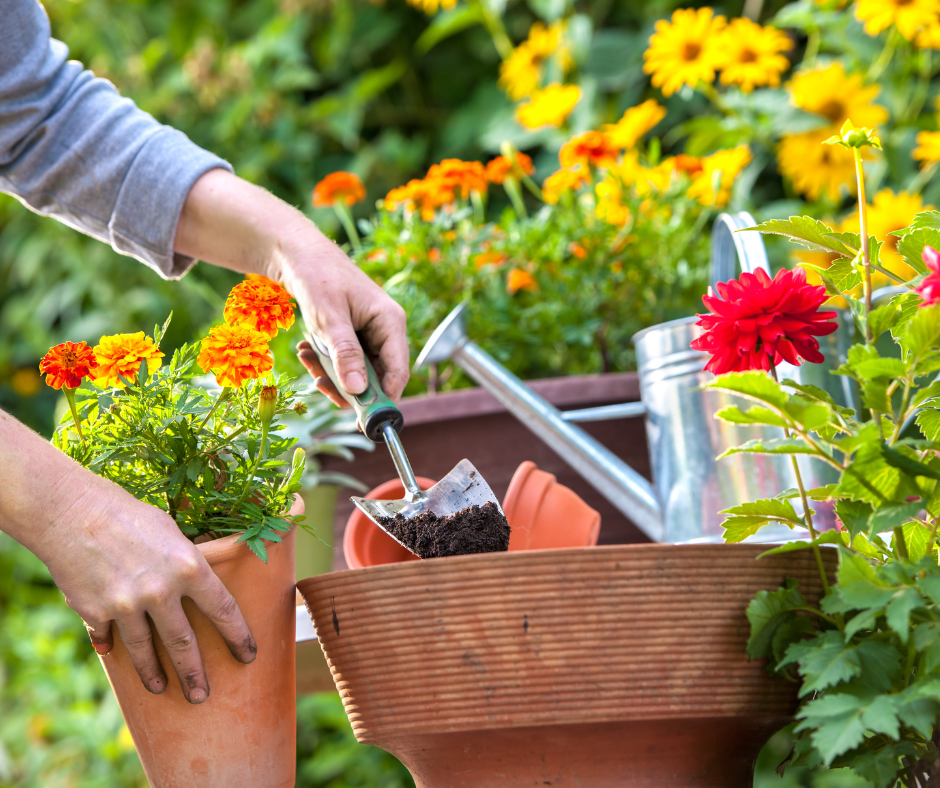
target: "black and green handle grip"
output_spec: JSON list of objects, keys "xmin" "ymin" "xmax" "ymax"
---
[{"xmin": 303, "ymin": 331, "xmax": 404, "ymax": 443}]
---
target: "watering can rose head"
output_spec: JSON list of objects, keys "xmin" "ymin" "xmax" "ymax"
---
[{"xmin": 690, "ymin": 266, "xmax": 839, "ymax": 375}]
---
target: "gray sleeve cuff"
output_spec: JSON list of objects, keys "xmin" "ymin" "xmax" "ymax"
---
[{"xmin": 108, "ymin": 127, "xmax": 233, "ymax": 280}]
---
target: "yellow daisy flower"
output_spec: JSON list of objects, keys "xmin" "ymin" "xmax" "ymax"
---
[
  {"xmin": 914, "ymin": 130, "xmax": 940, "ymax": 166},
  {"xmin": 499, "ymin": 21, "xmax": 567, "ymax": 100},
  {"xmin": 715, "ymin": 18, "xmax": 793, "ymax": 93},
  {"xmin": 602, "ymin": 99, "xmax": 667, "ymax": 149},
  {"xmin": 856, "ymin": 0, "xmax": 940, "ymax": 41},
  {"xmin": 777, "ymin": 129, "xmax": 859, "ymax": 201},
  {"xmin": 406, "ymin": 0, "xmax": 456, "ymax": 14},
  {"xmin": 787, "ymin": 63, "xmax": 889, "ymax": 130},
  {"xmin": 685, "ymin": 146, "xmax": 752, "ymax": 206},
  {"xmin": 916, "ymin": 19, "xmax": 940, "ymax": 46},
  {"xmin": 643, "ymin": 7, "xmax": 726, "ymax": 97},
  {"xmin": 516, "ymin": 84, "xmax": 582, "ymax": 129},
  {"xmin": 842, "ymin": 189, "xmax": 932, "ymax": 280}
]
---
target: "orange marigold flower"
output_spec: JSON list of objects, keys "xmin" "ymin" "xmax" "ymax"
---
[
  {"xmin": 313, "ymin": 172, "xmax": 366, "ymax": 207},
  {"xmin": 473, "ymin": 249, "xmax": 508, "ymax": 269},
  {"xmin": 542, "ymin": 165, "xmax": 589, "ymax": 204},
  {"xmin": 507, "ymin": 267, "xmax": 538, "ymax": 294},
  {"xmin": 485, "ymin": 153, "xmax": 536, "ymax": 184},
  {"xmin": 197, "ymin": 323, "xmax": 274, "ymax": 388},
  {"xmin": 39, "ymin": 341, "xmax": 98, "ymax": 390},
  {"xmin": 223, "ymin": 275, "xmax": 296, "ymax": 338},
  {"xmin": 568, "ymin": 242, "xmax": 588, "ymax": 259},
  {"xmin": 427, "ymin": 159, "xmax": 488, "ymax": 198},
  {"xmin": 559, "ymin": 131, "xmax": 619, "ymax": 169},
  {"xmin": 384, "ymin": 178, "xmax": 452, "ymax": 220},
  {"xmin": 93, "ymin": 332, "xmax": 164, "ymax": 388}
]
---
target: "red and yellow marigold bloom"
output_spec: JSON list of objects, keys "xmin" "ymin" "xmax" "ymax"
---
[
  {"xmin": 39, "ymin": 341, "xmax": 98, "ymax": 390},
  {"xmin": 691, "ymin": 267, "xmax": 838, "ymax": 375},
  {"xmin": 197, "ymin": 323, "xmax": 274, "ymax": 388},
  {"xmin": 485, "ymin": 153, "xmax": 535, "ymax": 184},
  {"xmin": 426, "ymin": 159, "xmax": 488, "ymax": 199},
  {"xmin": 223, "ymin": 275, "xmax": 296, "ymax": 338},
  {"xmin": 93, "ymin": 332, "xmax": 164, "ymax": 388},
  {"xmin": 542, "ymin": 165, "xmax": 589, "ymax": 204},
  {"xmin": 507, "ymin": 267, "xmax": 538, "ymax": 294},
  {"xmin": 559, "ymin": 131, "xmax": 619, "ymax": 169},
  {"xmin": 312, "ymin": 172, "xmax": 366, "ymax": 208}
]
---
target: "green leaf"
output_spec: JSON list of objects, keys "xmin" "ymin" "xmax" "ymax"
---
[
  {"xmin": 718, "ymin": 437, "xmax": 819, "ymax": 459},
  {"xmin": 415, "ymin": 3, "xmax": 486, "ymax": 53},
  {"xmin": 722, "ymin": 515, "xmax": 776, "ymax": 543},
  {"xmin": 868, "ymin": 302, "xmax": 901, "ymax": 342},
  {"xmin": 714, "ymin": 405, "xmax": 788, "ymax": 427},
  {"xmin": 916, "ymin": 408, "xmax": 940, "ymax": 442},
  {"xmin": 860, "ymin": 380, "xmax": 891, "ymax": 413},
  {"xmin": 828, "ymin": 550, "xmax": 895, "ymax": 611},
  {"xmin": 721, "ymin": 497, "xmax": 800, "ymax": 520},
  {"xmin": 854, "ymin": 639, "xmax": 902, "ymax": 693},
  {"xmin": 796, "ymin": 694, "xmax": 899, "ymax": 766},
  {"xmin": 843, "ymin": 609, "xmax": 878, "ymax": 641},
  {"xmin": 705, "ymin": 370, "xmax": 787, "ymax": 408},
  {"xmin": 899, "ymin": 304, "xmax": 940, "ymax": 359},
  {"xmin": 896, "ymin": 227, "xmax": 939, "ymax": 276},
  {"xmin": 903, "ymin": 520, "xmax": 932, "ymax": 561},
  {"xmin": 745, "ymin": 579, "xmax": 807, "ymax": 661},
  {"xmin": 757, "ymin": 530, "xmax": 846, "ymax": 558},
  {"xmin": 783, "ymin": 631, "xmax": 862, "ymax": 696},
  {"xmin": 867, "ymin": 501, "xmax": 924, "ymax": 537},
  {"xmin": 836, "ymin": 501, "xmax": 874, "ymax": 541},
  {"xmin": 885, "ymin": 587, "xmax": 923, "ymax": 642},
  {"xmin": 882, "ymin": 443, "xmax": 940, "ymax": 480},
  {"xmin": 753, "ymin": 216, "xmax": 856, "ymax": 256}
]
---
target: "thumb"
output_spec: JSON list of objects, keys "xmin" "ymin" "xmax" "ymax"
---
[
  {"xmin": 322, "ymin": 319, "xmax": 368, "ymax": 396},
  {"xmin": 86, "ymin": 619, "xmax": 114, "ymax": 656}
]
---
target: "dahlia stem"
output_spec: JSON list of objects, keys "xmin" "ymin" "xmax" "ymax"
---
[
  {"xmin": 63, "ymin": 387, "xmax": 84, "ymax": 442},
  {"xmin": 771, "ymin": 366, "xmax": 830, "ymax": 596},
  {"xmin": 853, "ymin": 147, "xmax": 873, "ymax": 344}
]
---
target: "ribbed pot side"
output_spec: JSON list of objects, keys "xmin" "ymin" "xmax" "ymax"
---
[
  {"xmin": 298, "ymin": 543, "xmax": 836, "ymax": 788},
  {"xmin": 100, "ymin": 498, "xmax": 301, "ymax": 788}
]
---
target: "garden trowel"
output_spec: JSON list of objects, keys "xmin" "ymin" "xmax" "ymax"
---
[{"xmin": 300, "ymin": 326, "xmax": 504, "ymax": 557}]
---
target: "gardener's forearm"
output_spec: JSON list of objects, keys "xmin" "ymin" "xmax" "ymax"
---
[{"xmin": 175, "ymin": 169, "xmax": 410, "ymax": 402}]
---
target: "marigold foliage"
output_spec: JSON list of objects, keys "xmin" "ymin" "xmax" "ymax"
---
[{"xmin": 223, "ymin": 275, "xmax": 296, "ymax": 338}]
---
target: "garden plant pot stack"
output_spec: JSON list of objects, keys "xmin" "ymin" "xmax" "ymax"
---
[
  {"xmin": 299, "ymin": 543, "xmax": 835, "ymax": 788},
  {"xmin": 99, "ymin": 498, "xmax": 301, "ymax": 788}
]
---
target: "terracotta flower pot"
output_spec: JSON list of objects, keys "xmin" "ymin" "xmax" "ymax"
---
[
  {"xmin": 100, "ymin": 497, "xmax": 301, "ymax": 788},
  {"xmin": 503, "ymin": 460, "xmax": 601, "ymax": 550},
  {"xmin": 298, "ymin": 543, "xmax": 835, "ymax": 787},
  {"xmin": 342, "ymin": 476, "xmax": 435, "ymax": 569}
]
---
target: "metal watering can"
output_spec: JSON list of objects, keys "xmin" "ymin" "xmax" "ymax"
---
[{"xmin": 414, "ymin": 213, "xmax": 856, "ymax": 544}]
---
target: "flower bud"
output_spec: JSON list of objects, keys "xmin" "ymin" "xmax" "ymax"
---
[
  {"xmin": 258, "ymin": 385, "xmax": 278, "ymax": 428},
  {"xmin": 292, "ymin": 401, "xmax": 308, "ymax": 415}
]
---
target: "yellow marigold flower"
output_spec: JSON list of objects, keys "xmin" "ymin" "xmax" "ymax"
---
[
  {"xmin": 312, "ymin": 172, "xmax": 366, "ymax": 208},
  {"xmin": 603, "ymin": 100, "xmax": 667, "ymax": 149},
  {"xmin": 643, "ymin": 7, "xmax": 726, "ymax": 97},
  {"xmin": 542, "ymin": 165, "xmax": 589, "ymax": 204},
  {"xmin": 715, "ymin": 18, "xmax": 792, "ymax": 93},
  {"xmin": 498, "ymin": 21, "xmax": 566, "ymax": 100},
  {"xmin": 595, "ymin": 178, "xmax": 631, "ymax": 226},
  {"xmin": 406, "ymin": 0, "xmax": 456, "ymax": 14},
  {"xmin": 685, "ymin": 146, "xmax": 752, "ymax": 206},
  {"xmin": 516, "ymin": 84, "xmax": 582, "ymax": 129},
  {"xmin": 506, "ymin": 267, "xmax": 538, "ymax": 294},
  {"xmin": 914, "ymin": 130, "xmax": 940, "ymax": 166},
  {"xmin": 197, "ymin": 323, "xmax": 273, "ymax": 388},
  {"xmin": 93, "ymin": 332, "xmax": 164, "ymax": 388},
  {"xmin": 777, "ymin": 129, "xmax": 858, "ymax": 201},
  {"xmin": 223, "ymin": 275, "xmax": 296, "ymax": 338},
  {"xmin": 842, "ymin": 189, "xmax": 933, "ymax": 280},
  {"xmin": 787, "ymin": 63, "xmax": 888, "ymax": 131},
  {"xmin": 856, "ymin": 0, "xmax": 940, "ymax": 41},
  {"xmin": 559, "ymin": 131, "xmax": 619, "ymax": 169}
]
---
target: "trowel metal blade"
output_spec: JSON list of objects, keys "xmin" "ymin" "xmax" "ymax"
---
[{"xmin": 351, "ymin": 459, "xmax": 503, "ymax": 555}]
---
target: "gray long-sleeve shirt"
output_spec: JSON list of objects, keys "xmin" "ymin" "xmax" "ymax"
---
[{"xmin": 0, "ymin": 0, "xmax": 232, "ymax": 278}]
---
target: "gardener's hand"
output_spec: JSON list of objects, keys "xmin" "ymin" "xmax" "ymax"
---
[
  {"xmin": 0, "ymin": 410, "xmax": 255, "ymax": 705},
  {"xmin": 174, "ymin": 169, "xmax": 410, "ymax": 406}
]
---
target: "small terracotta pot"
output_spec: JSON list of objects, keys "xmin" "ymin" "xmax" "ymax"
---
[
  {"xmin": 99, "ymin": 497, "xmax": 301, "ymax": 788},
  {"xmin": 503, "ymin": 461, "xmax": 601, "ymax": 550},
  {"xmin": 342, "ymin": 476, "xmax": 435, "ymax": 569},
  {"xmin": 299, "ymin": 544, "xmax": 835, "ymax": 787}
]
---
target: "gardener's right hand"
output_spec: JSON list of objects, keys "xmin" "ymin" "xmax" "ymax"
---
[
  {"xmin": 44, "ymin": 479, "xmax": 255, "ymax": 704},
  {"xmin": 0, "ymin": 410, "xmax": 257, "ymax": 706}
]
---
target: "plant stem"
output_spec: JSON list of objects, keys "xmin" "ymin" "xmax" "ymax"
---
[
  {"xmin": 333, "ymin": 203, "xmax": 362, "ymax": 253},
  {"xmin": 894, "ymin": 525, "xmax": 910, "ymax": 561},
  {"xmin": 63, "ymin": 387, "xmax": 84, "ymax": 442},
  {"xmin": 477, "ymin": 0, "xmax": 514, "ymax": 60},
  {"xmin": 200, "ymin": 387, "xmax": 230, "ymax": 429},
  {"xmin": 868, "ymin": 28, "xmax": 900, "ymax": 82},
  {"xmin": 228, "ymin": 421, "xmax": 269, "ymax": 516},
  {"xmin": 910, "ymin": 162, "xmax": 939, "ymax": 195},
  {"xmin": 804, "ymin": 29, "xmax": 820, "ymax": 67},
  {"xmin": 854, "ymin": 147, "xmax": 873, "ymax": 344},
  {"xmin": 503, "ymin": 177, "xmax": 528, "ymax": 218}
]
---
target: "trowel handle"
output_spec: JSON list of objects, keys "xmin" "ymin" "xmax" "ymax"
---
[{"xmin": 304, "ymin": 331, "xmax": 404, "ymax": 443}]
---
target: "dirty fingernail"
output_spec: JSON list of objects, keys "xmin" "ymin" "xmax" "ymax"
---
[
  {"xmin": 189, "ymin": 688, "xmax": 208, "ymax": 704},
  {"xmin": 149, "ymin": 678, "xmax": 165, "ymax": 694},
  {"xmin": 345, "ymin": 372, "xmax": 365, "ymax": 393}
]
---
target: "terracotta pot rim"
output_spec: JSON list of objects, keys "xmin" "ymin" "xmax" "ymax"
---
[{"xmin": 197, "ymin": 494, "xmax": 302, "ymax": 567}]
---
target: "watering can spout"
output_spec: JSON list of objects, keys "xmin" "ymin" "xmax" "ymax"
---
[{"xmin": 415, "ymin": 303, "xmax": 665, "ymax": 542}]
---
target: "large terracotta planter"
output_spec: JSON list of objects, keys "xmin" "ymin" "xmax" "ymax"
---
[
  {"xmin": 298, "ymin": 543, "xmax": 835, "ymax": 787},
  {"xmin": 100, "ymin": 498, "xmax": 301, "ymax": 788}
]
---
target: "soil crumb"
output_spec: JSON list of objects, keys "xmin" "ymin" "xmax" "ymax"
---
[{"xmin": 378, "ymin": 501, "xmax": 510, "ymax": 559}]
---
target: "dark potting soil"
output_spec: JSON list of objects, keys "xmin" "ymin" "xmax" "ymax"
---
[{"xmin": 378, "ymin": 501, "xmax": 510, "ymax": 559}]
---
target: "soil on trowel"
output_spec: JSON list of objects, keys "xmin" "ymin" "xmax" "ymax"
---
[{"xmin": 378, "ymin": 500, "xmax": 510, "ymax": 559}]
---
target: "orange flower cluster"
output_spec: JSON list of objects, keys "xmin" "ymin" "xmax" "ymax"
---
[
  {"xmin": 312, "ymin": 172, "xmax": 366, "ymax": 208},
  {"xmin": 559, "ymin": 131, "xmax": 619, "ymax": 169},
  {"xmin": 485, "ymin": 153, "xmax": 535, "ymax": 184},
  {"xmin": 39, "ymin": 341, "xmax": 98, "ymax": 390},
  {"xmin": 223, "ymin": 275, "xmax": 296, "ymax": 338},
  {"xmin": 384, "ymin": 159, "xmax": 488, "ymax": 220},
  {"xmin": 542, "ymin": 165, "xmax": 589, "ymax": 204},
  {"xmin": 93, "ymin": 332, "xmax": 165, "ymax": 388},
  {"xmin": 197, "ymin": 323, "xmax": 274, "ymax": 388}
]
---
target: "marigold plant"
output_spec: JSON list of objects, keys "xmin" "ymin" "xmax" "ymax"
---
[{"xmin": 223, "ymin": 274, "xmax": 296, "ymax": 338}]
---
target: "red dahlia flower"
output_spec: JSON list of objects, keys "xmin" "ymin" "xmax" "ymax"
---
[
  {"xmin": 916, "ymin": 245, "xmax": 940, "ymax": 306},
  {"xmin": 691, "ymin": 267, "xmax": 838, "ymax": 375}
]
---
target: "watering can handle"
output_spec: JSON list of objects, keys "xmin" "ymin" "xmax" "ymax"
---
[{"xmin": 709, "ymin": 212, "xmax": 770, "ymax": 289}]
